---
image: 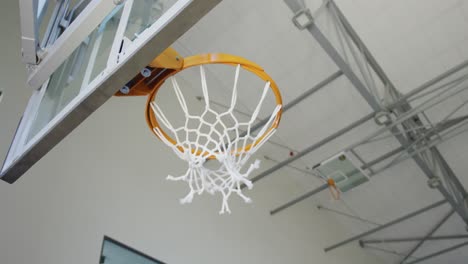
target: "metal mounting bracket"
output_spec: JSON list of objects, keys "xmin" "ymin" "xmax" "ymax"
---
[
  {"xmin": 292, "ymin": 8, "xmax": 314, "ymax": 30},
  {"xmin": 428, "ymin": 177, "xmax": 442, "ymax": 189}
]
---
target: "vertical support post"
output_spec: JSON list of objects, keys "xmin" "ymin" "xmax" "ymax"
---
[{"xmin": 20, "ymin": 0, "xmax": 39, "ymax": 64}]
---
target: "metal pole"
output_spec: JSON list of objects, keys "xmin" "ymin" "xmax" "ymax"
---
[
  {"xmin": 248, "ymin": 112, "xmax": 373, "ymax": 184},
  {"xmin": 305, "ymin": 13, "xmax": 382, "ymax": 109},
  {"xmin": 362, "ymin": 244, "xmax": 419, "ymax": 260},
  {"xmin": 391, "ymin": 59, "xmax": 468, "ymax": 107},
  {"xmin": 405, "ymin": 240, "xmax": 468, "ymax": 264},
  {"xmin": 323, "ymin": 200, "xmax": 447, "ymax": 252},
  {"xmin": 240, "ymin": 70, "xmax": 342, "ymax": 138},
  {"xmin": 361, "ymin": 235, "xmax": 468, "ymax": 244},
  {"xmin": 318, "ymin": 205, "xmax": 381, "ymax": 226},
  {"xmin": 362, "ymin": 146, "xmax": 404, "ymax": 170},
  {"xmin": 270, "ymin": 183, "xmax": 328, "ymax": 215},
  {"xmin": 400, "ymin": 209, "xmax": 455, "ymax": 263},
  {"xmin": 432, "ymin": 148, "xmax": 468, "ymax": 213},
  {"xmin": 285, "ymin": 0, "xmax": 468, "ymax": 227},
  {"xmin": 328, "ymin": 0, "xmax": 397, "ymax": 93}
]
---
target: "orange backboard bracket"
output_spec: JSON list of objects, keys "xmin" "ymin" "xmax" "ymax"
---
[{"xmin": 114, "ymin": 47, "xmax": 183, "ymax": 97}]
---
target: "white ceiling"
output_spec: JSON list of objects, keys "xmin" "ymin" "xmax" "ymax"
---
[
  {"xmin": 1, "ymin": 0, "xmax": 468, "ymax": 263},
  {"xmin": 150, "ymin": 0, "xmax": 468, "ymax": 262}
]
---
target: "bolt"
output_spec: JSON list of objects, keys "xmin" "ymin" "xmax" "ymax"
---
[
  {"xmin": 358, "ymin": 240, "xmax": 365, "ymax": 248},
  {"xmin": 140, "ymin": 67, "xmax": 151, "ymax": 78},
  {"xmin": 113, "ymin": 0, "xmax": 125, "ymax": 5},
  {"xmin": 374, "ymin": 111, "xmax": 392, "ymax": 126},
  {"xmin": 120, "ymin": 86, "xmax": 130, "ymax": 94},
  {"xmin": 428, "ymin": 177, "xmax": 441, "ymax": 189},
  {"xmin": 0, "ymin": 90, "xmax": 3, "ymax": 103}
]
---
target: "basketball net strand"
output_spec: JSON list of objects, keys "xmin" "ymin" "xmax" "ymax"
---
[{"xmin": 151, "ymin": 65, "xmax": 281, "ymax": 214}]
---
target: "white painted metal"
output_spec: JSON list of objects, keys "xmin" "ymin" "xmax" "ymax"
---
[
  {"xmin": 2, "ymin": 0, "xmax": 468, "ymax": 262},
  {"xmin": 1, "ymin": 0, "xmax": 221, "ymax": 182},
  {"xmin": 106, "ymin": 0, "xmax": 134, "ymax": 69},
  {"xmin": 19, "ymin": 0, "xmax": 39, "ymax": 64},
  {"xmin": 27, "ymin": 0, "xmax": 120, "ymax": 90}
]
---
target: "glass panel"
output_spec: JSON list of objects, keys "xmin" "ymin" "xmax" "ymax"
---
[
  {"xmin": 87, "ymin": 5, "xmax": 126, "ymax": 83},
  {"xmin": 124, "ymin": 0, "xmax": 178, "ymax": 41},
  {"xmin": 37, "ymin": 0, "xmax": 54, "ymax": 43},
  {"xmin": 26, "ymin": 5, "xmax": 124, "ymax": 142},
  {"xmin": 100, "ymin": 238, "xmax": 164, "ymax": 264}
]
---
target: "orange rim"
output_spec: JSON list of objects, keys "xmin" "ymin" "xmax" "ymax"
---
[
  {"xmin": 327, "ymin": 178, "xmax": 340, "ymax": 200},
  {"xmin": 145, "ymin": 53, "xmax": 283, "ymax": 159}
]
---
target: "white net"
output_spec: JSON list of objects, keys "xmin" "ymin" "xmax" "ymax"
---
[{"xmin": 151, "ymin": 64, "xmax": 281, "ymax": 214}]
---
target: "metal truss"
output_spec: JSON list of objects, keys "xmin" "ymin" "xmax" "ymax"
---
[
  {"xmin": 323, "ymin": 200, "xmax": 447, "ymax": 252},
  {"xmin": 257, "ymin": 0, "xmax": 468, "ymax": 262}
]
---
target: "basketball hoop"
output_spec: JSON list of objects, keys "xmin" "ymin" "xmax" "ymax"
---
[
  {"xmin": 327, "ymin": 178, "xmax": 340, "ymax": 200},
  {"xmin": 145, "ymin": 54, "xmax": 283, "ymax": 213}
]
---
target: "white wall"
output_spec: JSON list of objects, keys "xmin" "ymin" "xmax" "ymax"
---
[{"xmin": 0, "ymin": 2, "xmax": 384, "ymax": 264}]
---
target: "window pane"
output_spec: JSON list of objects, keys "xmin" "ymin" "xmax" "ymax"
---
[{"xmin": 100, "ymin": 237, "xmax": 164, "ymax": 264}]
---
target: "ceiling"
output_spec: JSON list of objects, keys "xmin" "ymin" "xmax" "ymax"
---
[
  {"xmin": 1, "ymin": 0, "xmax": 468, "ymax": 263},
  {"xmin": 144, "ymin": 0, "xmax": 468, "ymax": 262}
]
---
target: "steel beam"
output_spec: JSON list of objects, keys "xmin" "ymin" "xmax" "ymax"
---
[
  {"xmin": 363, "ymin": 245, "xmax": 419, "ymax": 260},
  {"xmin": 268, "ymin": 145, "xmax": 404, "ymax": 214},
  {"xmin": 361, "ymin": 235, "xmax": 468, "ymax": 244},
  {"xmin": 405, "ymin": 240, "xmax": 468, "ymax": 264},
  {"xmin": 248, "ymin": 112, "xmax": 374, "ymax": 185},
  {"xmin": 323, "ymin": 200, "xmax": 447, "ymax": 252},
  {"xmin": 1, "ymin": 0, "xmax": 222, "ymax": 183},
  {"xmin": 240, "ymin": 70, "xmax": 343, "ymax": 138},
  {"xmin": 285, "ymin": 0, "xmax": 468, "ymax": 226},
  {"xmin": 400, "ymin": 209, "xmax": 455, "ymax": 263},
  {"xmin": 327, "ymin": 0, "xmax": 398, "ymax": 96},
  {"xmin": 299, "ymin": 9, "xmax": 381, "ymax": 109},
  {"xmin": 431, "ymin": 148, "xmax": 468, "ymax": 217},
  {"xmin": 19, "ymin": 0, "xmax": 39, "ymax": 64},
  {"xmin": 363, "ymin": 146, "xmax": 404, "ymax": 170},
  {"xmin": 270, "ymin": 183, "xmax": 328, "ymax": 215},
  {"xmin": 390, "ymin": 59, "xmax": 468, "ymax": 108},
  {"xmin": 27, "ymin": 0, "xmax": 120, "ymax": 89},
  {"xmin": 318, "ymin": 205, "xmax": 381, "ymax": 226}
]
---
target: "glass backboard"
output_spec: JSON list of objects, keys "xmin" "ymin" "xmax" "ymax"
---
[
  {"xmin": 1, "ymin": 0, "xmax": 220, "ymax": 183},
  {"xmin": 314, "ymin": 152, "xmax": 369, "ymax": 193}
]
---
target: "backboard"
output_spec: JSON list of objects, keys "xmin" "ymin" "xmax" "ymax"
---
[
  {"xmin": 314, "ymin": 152, "xmax": 369, "ymax": 193},
  {"xmin": 1, "ymin": 0, "xmax": 220, "ymax": 183}
]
